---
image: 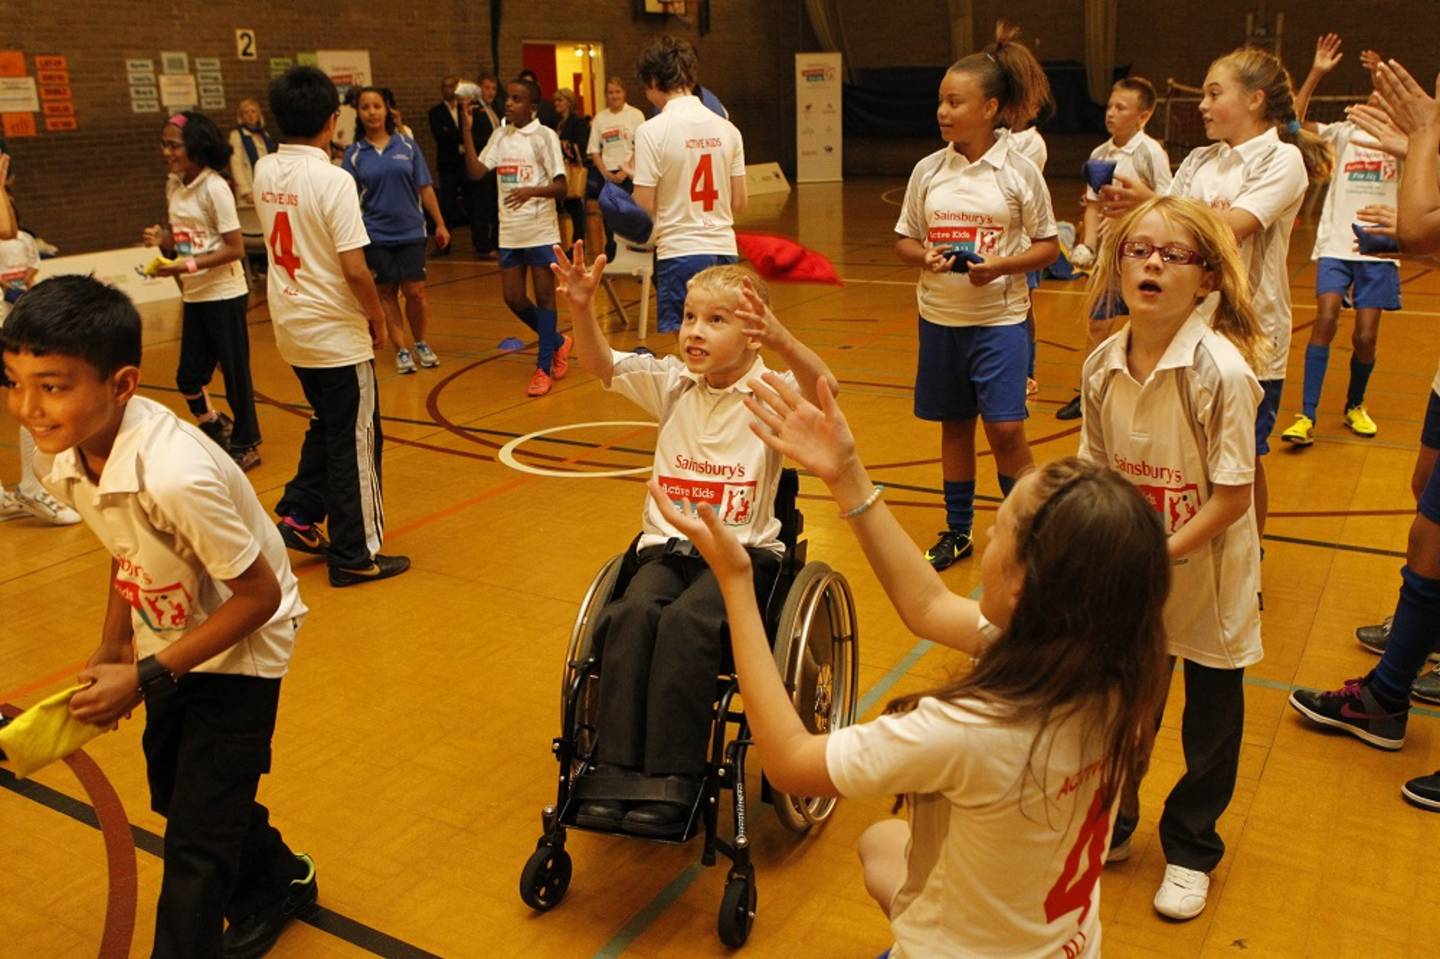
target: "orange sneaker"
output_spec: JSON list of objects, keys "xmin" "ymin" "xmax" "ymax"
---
[
  {"xmin": 527, "ymin": 368, "xmax": 553, "ymax": 397},
  {"xmin": 552, "ymin": 334, "xmax": 574, "ymax": 380}
]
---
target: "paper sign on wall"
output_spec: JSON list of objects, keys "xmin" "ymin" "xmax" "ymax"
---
[
  {"xmin": 159, "ymin": 74, "xmax": 198, "ymax": 108},
  {"xmin": 235, "ymin": 30, "xmax": 257, "ymax": 60},
  {"xmin": 161, "ymin": 52, "xmax": 188, "ymax": 74},
  {"xmin": 0, "ymin": 77, "xmax": 39, "ymax": 113},
  {"xmin": 315, "ymin": 50, "xmax": 371, "ymax": 88}
]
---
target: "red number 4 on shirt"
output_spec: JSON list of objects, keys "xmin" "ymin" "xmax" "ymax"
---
[
  {"xmin": 690, "ymin": 153, "xmax": 719, "ymax": 211},
  {"xmin": 268, "ymin": 211, "xmax": 303, "ymax": 280},
  {"xmin": 1043, "ymin": 788, "xmax": 1109, "ymax": 926}
]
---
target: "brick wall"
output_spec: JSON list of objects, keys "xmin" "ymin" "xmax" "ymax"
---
[{"xmin": 4, "ymin": 0, "xmax": 801, "ymax": 253}]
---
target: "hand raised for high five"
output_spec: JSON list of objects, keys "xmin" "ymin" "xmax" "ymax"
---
[
  {"xmin": 744, "ymin": 373, "xmax": 858, "ymax": 487},
  {"xmin": 734, "ymin": 277, "xmax": 790, "ymax": 350},
  {"xmin": 1312, "ymin": 34, "xmax": 1343, "ymax": 74},
  {"xmin": 1372, "ymin": 60, "xmax": 1440, "ymax": 138},
  {"xmin": 550, "ymin": 240, "xmax": 607, "ymax": 309},
  {"xmin": 645, "ymin": 479, "xmax": 754, "ymax": 581}
]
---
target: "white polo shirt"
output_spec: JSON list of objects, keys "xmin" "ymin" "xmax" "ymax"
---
[
  {"xmin": 1312, "ymin": 121, "xmax": 1401, "ymax": 265},
  {"xmin": 1168, "ymin": 128, "xmax": 1308, "ymax": 381},
  {"xmin": 0, "ymin": 230, "xmax": 38, "ymax": 323},
  {"xmin": 895, "ymin": 133, "xmax": 1058, "ymax": 327},
  {"xmin": 165, "ymin": 168, "xmax": 249, "ymax": 304},
  {"xmin": 632, "ymin": 95, "xmax": 746, "ymax": 260},
  {"xmin": 587, "ymin": 104, "xmax": 646, "ymax": 172},
  {"xmin": 826, "ymin": 697, "xmax": 1110, "ymax": 958},
  {"xmin": 1079, "ymin": 311, "xmax": 1263, "ymax": 669},
  {"xmin": 253, "ymin": 144, "xmax": 373, "ymax": 369},
  {"xmin": 608, "ymin": 350, "xmax": 793, "ymax": 553},
  {"xmin": 478, "ymin": 118, "xmax": 565, "ymax": 250},
  {"xmin": 37, "ymin": 396, "xmax": 307, "ymax": 678},
  {"xmin": 1084, "ymin": 129, "xmax": 1172, "ymax": 200}
]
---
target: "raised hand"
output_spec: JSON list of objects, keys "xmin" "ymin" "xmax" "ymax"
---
[
  {"xmin": 745, "ymin": 373, "xmax": 858, "ymax": 486},
  {"xmin": 1347, "ymin": 102, "xmax": 1409, "ymax": 158},
  {"xmin": 1098, "ymin": 175, "xmax": 1152, "ymax": 219},
  {"xmin": 734, "ymin": 277, "xmax": 787, "ymax": 348},
  {"xmin": 1372, "ymin": 60, "xmax": 1440, "ymax": 137},
  {"xmin": 550, "ymin": 240, "xmax": 607, "ymax": 309},
  {"xmin": 1360, "ymin": 49, "xmax": 1383, "ymax": 74},
  {"xmin": 1313, "ymin": 33, "xmax": 1344, "ymax": 74},
  {"xmin": 645, "ymin": 479, "xmax": 754, "ymax": 580}
]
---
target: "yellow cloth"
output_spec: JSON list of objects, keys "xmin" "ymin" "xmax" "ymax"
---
[
  {"xmin": 142, "ymin": 254, "xmax": 180, "ymax": 277},
  {"xmin": 0, "ymin": 684, "xmax": 107, "ymax": 779}
]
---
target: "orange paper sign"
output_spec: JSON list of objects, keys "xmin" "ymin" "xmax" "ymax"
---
[
  {"xmin": 0, "ymin": 51, "xmax": 24, "ymax": 78},
  {"xmin": 44, "ymin": 116, "xmax": 78, "ymax": 132},
  {"xmin": 37, "ymin": 70, "xmax": 67, "ymax": 85},
  {"xmin": 42, "ymin": 100, "xmax": 74, "ymax": 117},
  {"xmin": 35, "ymin": 55, "xmax": 67, "ymax": 71},
  {"xmin": 2, "ymin": 113, "xmax": 37, "ymax": 137},
  {"xmin": 39, "ymin": 85, "xmax": 71, "ymax": 100}
]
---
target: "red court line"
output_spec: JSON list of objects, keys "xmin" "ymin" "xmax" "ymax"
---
[
  {"xmin": 1, "ymin": 702, "xmax": 137, "ymax": 959},
  {"xmin": 0, "ymin": 661, "xmax": 86, "ymax": 706}
]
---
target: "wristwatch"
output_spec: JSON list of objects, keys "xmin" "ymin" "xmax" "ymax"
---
[{"xmin": 137, "ymin": 654, "xmax": 178, "ymax": 704}]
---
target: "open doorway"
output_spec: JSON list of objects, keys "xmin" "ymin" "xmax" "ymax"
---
[{"xmin": 521, "ymin": 40, "xmax": 606, "ymax": 117}]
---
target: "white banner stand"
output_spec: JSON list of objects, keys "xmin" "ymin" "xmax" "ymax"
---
[{"xmin": 795, "ymin": 52, "xmax": 843, "ymax": 183}]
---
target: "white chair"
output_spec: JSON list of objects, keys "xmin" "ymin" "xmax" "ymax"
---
[{"xmin": 601, "ymin": 239, "xmax": 655, "ymax": 340}]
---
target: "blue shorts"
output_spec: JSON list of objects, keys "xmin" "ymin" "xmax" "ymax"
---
[
  {"xmin": 1089, "ymin": 291, "xmax": 1130, "ymax": 322},
  {"xmin": 498, "ymin": 244, "xmax": 558, "ymax": 270},
  {"xmin": 1315, "ymin": 257, "xmax": 1402, "ymax": 311},
  {"xmin": 1422, "ymin": 389, "xmax": 1440, "ymax": 451},
  {"xmin": 1026, "ymin": 269, "xmax": 1042, "ymax": 290},
  {"xmin": 364, "ymin": 241, "xmax": 427, "ymax": 285},
  {"xmin": 1255, "ymin": 378, "xmax": 1285, "ymax": 456},
  {"xmin": 914, "ymin": 318, "xmax": 1029, "ymax": 423},
  {"xmin": 657, "ymin": 253, "xmax": 737, "ymax": 333}
]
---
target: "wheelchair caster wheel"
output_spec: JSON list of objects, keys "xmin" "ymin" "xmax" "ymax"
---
[
  {"xmin": 717, "ymin": 873, "xmax": 756, "ymax": 947},
  {"xmin": 519, "ymin": 845, "xmax": 572, "ymax": 912}
]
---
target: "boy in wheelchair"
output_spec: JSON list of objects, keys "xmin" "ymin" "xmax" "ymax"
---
[{"xmin": 550, "ymin": 241, "xmax": 837, "ymax": 836}]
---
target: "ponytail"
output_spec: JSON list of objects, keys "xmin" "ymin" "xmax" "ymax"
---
[
  {"xmin": 947, "ymin": 20, "xmax": 1052, "ymax": 130},
  {"xmin": 1213, "ymin": 47, "xmax": 1333, "ymax": 183}
]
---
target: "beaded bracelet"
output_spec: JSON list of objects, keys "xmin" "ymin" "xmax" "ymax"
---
[{"xmin": 840, "ymin": 484, "xmax": 884, "ymax": 519}]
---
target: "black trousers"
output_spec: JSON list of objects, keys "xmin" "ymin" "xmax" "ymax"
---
[
  {"xmin": 143, "ymin": 673, "xmax": 303, "ymax": 959},
  {"xmin": 593, "ymin": 545, "xmax": 780, "ymax": 776},
  {"xmin": 433, "ymin": 166, "xmax": 466, "ymax": 233},
  {"xmin": 176, "ymin": 293, "xmax": 261, "ymax": 452},
  {"xmin": 1118, "ymin": 659, "xmax": 1245, "ymax": 872},
  {"xmin": 465, "ymin": 173, "xmax": 498, "ymax": 254},
  {"xmin": 276, "ymin": 362, "xmax": 384, "ymax": 570}
]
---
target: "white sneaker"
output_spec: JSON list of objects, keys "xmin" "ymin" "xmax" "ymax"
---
[
  {"xmin": 1153, "ymin": 864, "xmax": 1210, "ymax": 920},
  {"xmin": 395, "ymin": 349, "xmax": 417, "ymax": 374},
  {"xmin": 0, "ymin": 485, "xmax": 27, "ymax": 521},
  {"xmin": 15, "ymin": 487, "xmax": 82, "ymax": 526},
  {"xmin": 414, "ymin": 341, "xmax": 439, "ymax": 368}
]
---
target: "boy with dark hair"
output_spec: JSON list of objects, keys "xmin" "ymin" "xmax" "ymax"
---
[
  {"xmin": 257, "ymin": 66, "xmax": 409, "ymax": 586},
  {"xmin": 1, "ymin": 275, "xmax": 315, "ymax": 958},
  {"xmin": 632, "ymin": 37, "xmax": 748, "ymax": 334}
]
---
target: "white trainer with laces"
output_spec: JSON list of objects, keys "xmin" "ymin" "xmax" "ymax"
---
[
  {"xmin": 16, "ymin": 487, "xmax": 82, "ymax": 526},
  {"xmin": 0, "ymin": 485, "xmax": 27, "ymax": 520},
  {"xmin": 1153, "ymin": 863, "xmax": 1210, "ymax": 920}
]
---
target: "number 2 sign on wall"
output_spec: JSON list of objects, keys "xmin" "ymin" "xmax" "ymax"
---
[{"xmin": 235, "ymin": 29, "xmax": 257, "ymax": 61}]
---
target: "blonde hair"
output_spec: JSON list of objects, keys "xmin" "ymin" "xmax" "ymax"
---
[
  {"xmin": 1084, "ymin": 196, "xmax": 1267, "ymax": 372},
  {"xmin": 1211, "ymin": 46, "xmax": 1333, "ymax": 183},
  {"xmin": 554, "ymin": 87, "xmax": 578, "ymax": 111},
  {"xmin": 686, "ymin": 264, "xmax": 771, "ymax": 306},
  {"xmin": 606, "ymin": 76, "xmax": 627, "ymax": 91},
  {"xmin": 235, "ymin": 97, "xmax": 263, "ymax": 124}
]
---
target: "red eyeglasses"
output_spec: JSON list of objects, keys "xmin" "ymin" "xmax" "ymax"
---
[{"xmin": 1119, "ymin": 240, "xmax": 1210, "ymax": 268}]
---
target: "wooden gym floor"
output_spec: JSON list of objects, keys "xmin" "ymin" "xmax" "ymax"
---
[{"xmin": 2, "ymin": 177, "xmax": 1439, "ymax": 958}]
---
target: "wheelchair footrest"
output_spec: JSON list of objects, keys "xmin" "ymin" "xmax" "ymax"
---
[{"xmin": 573, "ymin": 771, "xmax": 701, "ymax": 805}]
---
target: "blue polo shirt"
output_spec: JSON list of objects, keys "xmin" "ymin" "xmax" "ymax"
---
[{"xmin": 342, "ymin": 133, "xmax": 433, "ymax": 245}]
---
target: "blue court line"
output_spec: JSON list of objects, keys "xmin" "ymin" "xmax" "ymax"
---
[
  {"xmin": 1239, "ymin": 670, "xmax": 1440, "ymax": 720},
  {"xmin": 589, "ymin": 587, "xmax": 981, "ymax": 958}
]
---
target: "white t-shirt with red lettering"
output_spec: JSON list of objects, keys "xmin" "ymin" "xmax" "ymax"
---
[
  {"xmin": 252, "ymin": 144, "xmax": 373, "ymax": 369},
  {"xmin": 827, "ymin": 696, "xmax": 1112, "ymax": 958},
  {"xmin": 1079, "ymin": 311, "xmax": 1263, "ymax": 668},
  {"xmin": 1312, "ymin": 121, "xmax": 1401, "ymax": 265},
  {"xmin": 165, "ymin": 168, "xmax": 248, "ymax": 303},
  {"xmin": 607, "ymin": 350, "xmax": 793, "ymax": 553},
  {"xmin": 587, "ymin": 103, "xmax": 646, "ymax": 173},
  {"xmin": 895, "ymin": 132, "xmax": 1057, "ymax": 327},
  {"xmin": 479, "ymin": 118, "xmax": 565, "ymax": 250},
  {"xmin": 632, "ymin": 95, "xmax": 746, "ymax": 260}
]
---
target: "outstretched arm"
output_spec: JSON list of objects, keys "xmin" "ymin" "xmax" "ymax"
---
[
  {"xmin": 551, "ymin": 241, "xmax": 614, "ymax": 384},
  {"xmin": 733, "ymin": 277, "xmax": 837, "ymax": 404},
  {"xmin": 0, "ymin": 155, "xmax": 16, "ymax": 240},
  {"xmin": 744, "ymin": 374, "xmax": 992, "ymax": 655},
  {"xmin": 1373, "ymin": 61, "xmax": 1440, "ymax": 254},
  {"xmin": 1296, "ymin": 33, "xmax": 1344, "ymax": 128}
]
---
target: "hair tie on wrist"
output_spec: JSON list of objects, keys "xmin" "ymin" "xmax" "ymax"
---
[{"xmin": 1286, "ymin": 118, "xmax": 1300, "ymax": 134}]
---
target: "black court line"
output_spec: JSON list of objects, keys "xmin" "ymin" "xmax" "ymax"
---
[
  {"xmin": 1262, "ymin": 533, "xmax": 1406, "ymax": 559},
  {"xmin": 0, "ymin": 769, "xmax": 442, "ymax": 959}
]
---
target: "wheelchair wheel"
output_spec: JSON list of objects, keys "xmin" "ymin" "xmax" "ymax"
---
[
  {"xmin": 519, "ymin": 844, "xmax": 572, "ymax": 912},
  {"xmin": 716, "ymin": 872, "xmax": 756, "ymax": 947},
  {"xmin": 560, "ymin": 554, "xmax": 624, "ymax": 772},
  {"xmin": 769, "ymin": 561, "xmax": 859, "ymax": 834}
]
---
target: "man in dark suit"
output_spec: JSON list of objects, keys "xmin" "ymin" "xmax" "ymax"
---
[
  {"xmin": 462, "ymin": 75, "xmax": 503, "ymax": 258},
  {"xmin": 427, "ymin": 76, "xmax": 464, "ymax": 256}
]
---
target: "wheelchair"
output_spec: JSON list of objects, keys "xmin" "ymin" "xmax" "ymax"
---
[{"xmin": 518, "ymin": 469, "xmax": 860, "ymax": 947}]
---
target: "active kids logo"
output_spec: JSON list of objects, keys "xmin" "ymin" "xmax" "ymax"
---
[
  {"xmin": 114, "ymin": 573, "xmax": 194, "ymax": 633},
  {"xmin": 928, "ymin": 221, "xmax": 1002, "ymax": 257},
  {"xmin": 660, "ymin": 473, "xmax": 756, "ymax": 526},
  {"xmin": 1345, "ymin": 154, "xmax": 1398, "ymax": 182},
  {"xmin": 496, "ymin": 163, "xmax": 533, "ymax": 185},
  {"xmin": 801, "ymin": 65, "xmax": 835, "ymax": 83},
  {"xmin": 1113, "ymin": 455, "xmax": 1200, "ymax": 534}
]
